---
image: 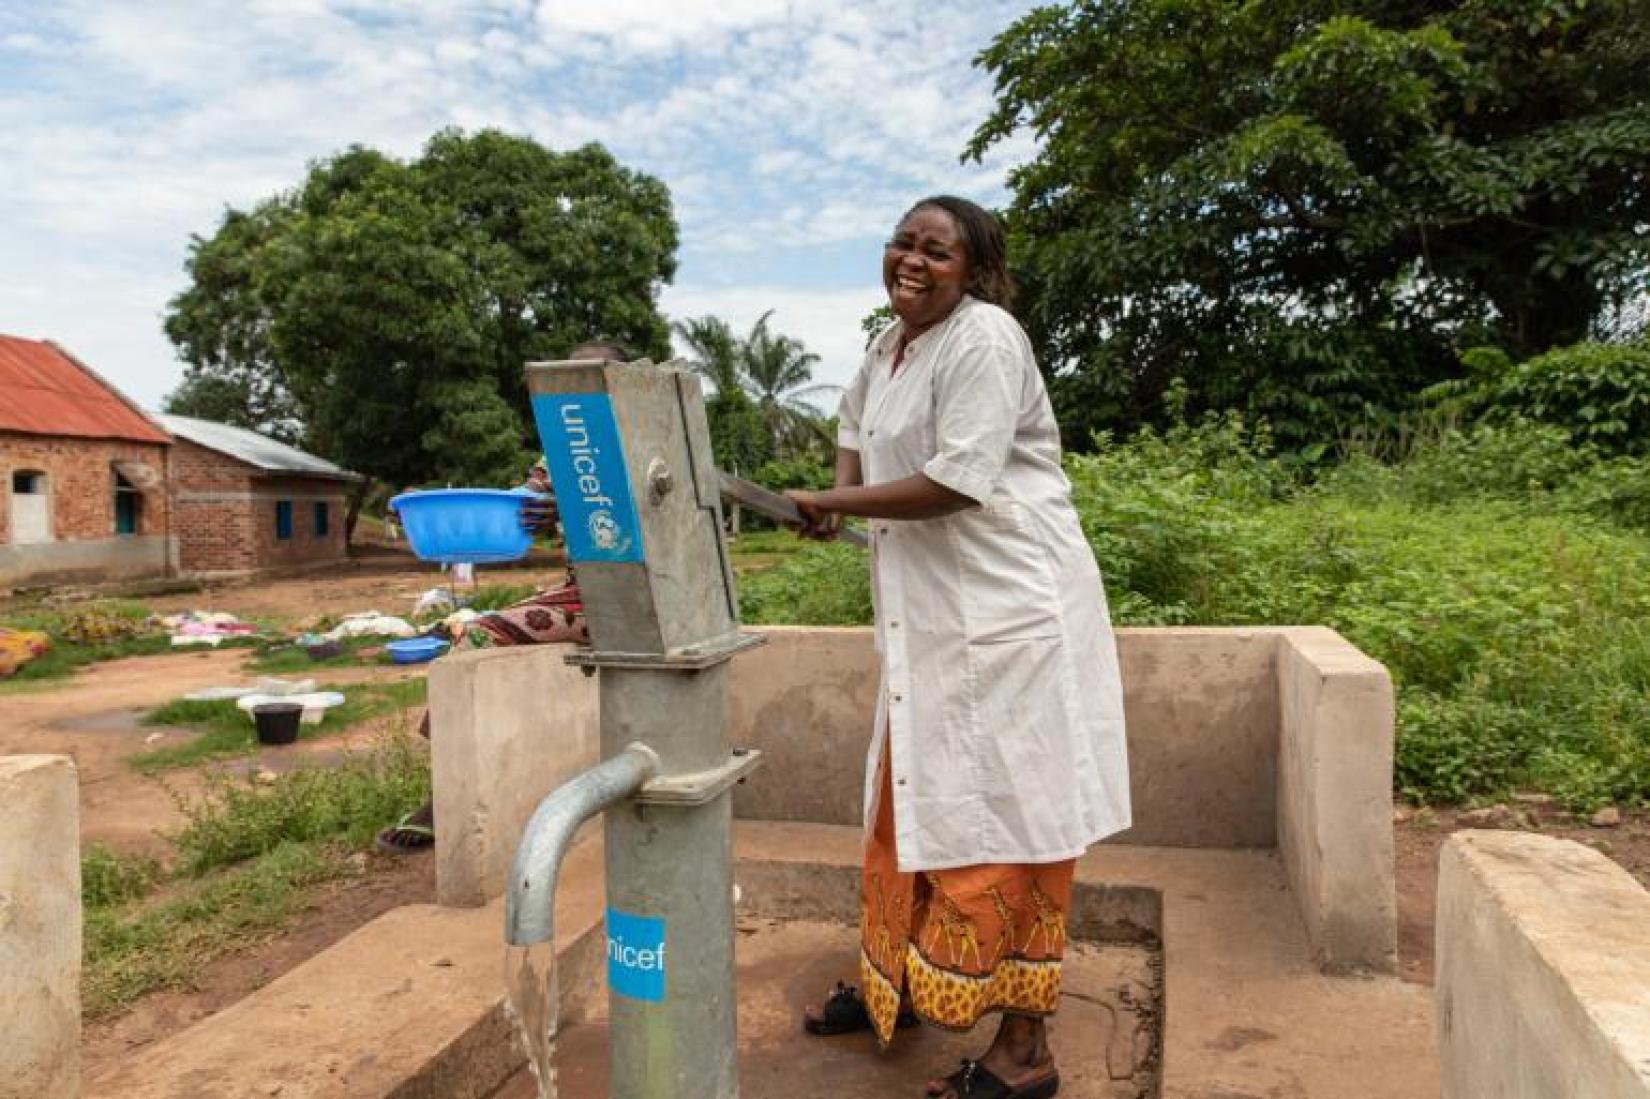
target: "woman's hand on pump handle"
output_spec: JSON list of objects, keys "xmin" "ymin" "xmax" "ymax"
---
[{"xmin": 785, "ymin": 490, "xmax": 841, "ymax": 540}]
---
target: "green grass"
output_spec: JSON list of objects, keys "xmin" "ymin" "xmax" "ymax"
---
[
  {"xmin": 82, "ymin": 732, "xmax": 431, "ymax": 1019},
  {"xmin": 729, "ymin": 528, "xmax": 816, "ymax": 579},
  {"xmin": 243, "ymin": 634, "xmax": 391, "ymax": 674},
  {"xmin": 0, "ymin": 599, "xmax": 265, "ymax": 690},
  {"xmin": 170, "ymin": 731, "xmax": 431, "ymax": 874},
  {"xmin": 0, "ymin": 600, "xmax": 166, "ymax": 688},
  {"xmin": 466, "ymin": 582, "xmax": 539, "ymax": 612},
  {"xmin": 131, "ymin": 678, "xmax": 427, "ymax": 772},
  {"xmin": 83, "ymin": 841, "xmax": 353, "ymax": 1019},
  {"xmin": 738, "ymin": 417, "xmax": 1650, "ymax": 811}
]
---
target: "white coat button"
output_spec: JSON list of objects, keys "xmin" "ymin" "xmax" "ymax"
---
[
  {"xmin": 896, "ymin": 777, "xmax": 907, "ymax": 787},
  {"xmin": 890, "ymin": 620, "xmax": 900, "ymax": 628}
]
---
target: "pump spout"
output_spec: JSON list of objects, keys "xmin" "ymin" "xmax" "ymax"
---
[{"xmin": 506, "ymin": 743, "xmax": 660, "ymax": 947}]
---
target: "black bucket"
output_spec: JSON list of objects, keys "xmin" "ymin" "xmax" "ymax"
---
[{"xmin": 252, "ymin": 702, "xmax": 304, "ymax": 746}]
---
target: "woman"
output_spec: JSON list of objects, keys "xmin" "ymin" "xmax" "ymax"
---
[{"xmin": 787, "ymin": 197, "xmax": 1130, "ymax": 1099}]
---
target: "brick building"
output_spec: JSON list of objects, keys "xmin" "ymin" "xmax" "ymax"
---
[
  {"xmin": 159, "ymin": 414, "xmax": 359, "ymax": 575},
  {"xmin": 0, "ymin": 336, "xmax": 174, "ymax": 587}
]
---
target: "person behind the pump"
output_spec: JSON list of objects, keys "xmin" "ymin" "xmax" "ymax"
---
[
  {"xmin": 786, "ymin": 196, "xmax": 1131, "ymax": 1099},
  {"xmin": 376, "ymin": 339, "xmax": 630, "ymax": 853}
]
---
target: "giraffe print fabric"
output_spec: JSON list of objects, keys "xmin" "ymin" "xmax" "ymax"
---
[{"xmin": 858, "ymin": 745, "xmax": 1076, "ymax": 1045}]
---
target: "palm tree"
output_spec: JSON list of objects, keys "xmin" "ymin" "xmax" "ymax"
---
[
  {"xmin": 674, "ymin": 311, "xmax": 839, "ymax": 456},
  {"xmin": 737, "ymin": 310, "xmax": 838, "ymax": 454},
  {"xmin": 672, "ymin": 315, "xmax": 742, "ymax": 397}
]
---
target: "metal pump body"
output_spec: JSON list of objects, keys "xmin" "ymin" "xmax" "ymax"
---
[{"xmin": 509, "ymin": 358, "xmax": 762, "ymax": 1099}]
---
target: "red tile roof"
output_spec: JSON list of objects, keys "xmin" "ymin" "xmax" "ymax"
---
[{"xmin": 0, "ymin": 335, "xmax": 171, "ymax": 444}]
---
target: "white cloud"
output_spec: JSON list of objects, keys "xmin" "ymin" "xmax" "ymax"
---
[{"xmin": 0, "ymin": 0, "xmax": 1041, "ymax": 410}]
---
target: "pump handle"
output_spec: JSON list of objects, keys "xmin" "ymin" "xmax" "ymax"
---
[{"xmin": 717, "ymin": 471, "xmax": 869, "ymax": 548}]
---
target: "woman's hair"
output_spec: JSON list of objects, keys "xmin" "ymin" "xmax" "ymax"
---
[{"xmin": 900, "ymin": 195, "xmax": 1016, "ymax": 311}]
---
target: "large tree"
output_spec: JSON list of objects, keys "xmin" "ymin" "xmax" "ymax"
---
[
  {"xmin": 165, "ymin": 129, "xmax": 677, "ymax": 525},
  {"xmin": 970, "ymin": 0, "xmax": 1650, "ymax": 445}
]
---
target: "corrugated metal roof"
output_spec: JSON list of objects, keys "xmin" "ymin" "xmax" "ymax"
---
[
  {"xmin": 0, "ymin": 334, "xmax": 171, "ymax": 443},
  {"xmin": 156, "ymin": 414, "xmax": 361, "ymax": 481}
]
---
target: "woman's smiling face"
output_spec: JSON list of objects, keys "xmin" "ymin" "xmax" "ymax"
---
[{"xmin": 884, "ymin": 206, "xmax": 972, "ymax": 335}]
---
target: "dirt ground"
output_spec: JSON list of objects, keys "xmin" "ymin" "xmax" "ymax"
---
[
  {"xmin": 6, "ymin": 565, "xmax": 1650, "ymax": 1072},
  {"xmin": 80, "ymin": 852, "xmax": 437, "ymax": 1079},
  {"xmin": 1393, "ymin": 803, "xmax": 1650, "ymax": 984},
  {"xmin": 0, "ymin": 649, "xmax": 425, "ymax": 854},
  {"xmin": 142, "ymin": 558, "xmax": 570, "ymax": 625}
]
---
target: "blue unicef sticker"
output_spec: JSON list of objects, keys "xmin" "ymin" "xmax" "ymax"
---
[
  {"xmin": 530, "ymin": 392, "xmax": 645, "ymax": 563},
  {"xmin": 605, "ymin": 907, "xmax": 666, "ymax": 1002}
]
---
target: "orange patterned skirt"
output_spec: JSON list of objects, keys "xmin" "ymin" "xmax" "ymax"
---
[{"xmin": 858, "ymin": 744, "xmax": 1076, "ymax": 1045}]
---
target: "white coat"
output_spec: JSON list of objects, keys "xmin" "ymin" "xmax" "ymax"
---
[{"xmin": 838, "ymin": 296, "xmax": 1131, "ymax": 872}]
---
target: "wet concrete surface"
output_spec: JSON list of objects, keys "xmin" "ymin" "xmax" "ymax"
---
[{"xmin": 493, "ymin": 917, "xmax": 1160, "ymax": 1099}]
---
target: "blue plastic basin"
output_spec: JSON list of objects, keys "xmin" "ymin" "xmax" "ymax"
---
[
  {"xmin": 389, "ymin": 489, "xmax": 535, "ymax": 564},
  {"xmin": 386, "ymin": 637, "xmax": 450, "ymax": 664}
]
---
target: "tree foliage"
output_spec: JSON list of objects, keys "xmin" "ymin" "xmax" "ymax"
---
[
  {"xmin": 165, "ymin": 130, "xmax": 678, "ymax": 492},
  {"xmin": 674, "ymin": 315, "xmax": 772, "ymax": 473},
  {"xmin": 1428, "ymin": 340, "xmax": 1650, "ymax": 454},
  {"xmin": 673, "ymin": 311, "xmax": 836, "ymax": 466},
  {"xmin": 970, "ymin": 0, "xmax": 1650, "ymax": 447}
]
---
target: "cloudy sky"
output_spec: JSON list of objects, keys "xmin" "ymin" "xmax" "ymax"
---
[{"xmin": 0, "ymin": 0, "xmax": 1040, "ymax": 411}]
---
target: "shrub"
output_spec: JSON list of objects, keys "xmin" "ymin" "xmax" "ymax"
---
[
  {"xmin": 169, "ymin": 731, "xmax": 430, "ymax": 875},
  {"xmin": 739, "ymin": 541, "xmax": 872, "ymax": 627},
  {"xmin": 733, "ymin": 411, "xmax": 1650, "ymax": 809},
  {"xmin": 1430, "ymin": 342, "xmax": 1650, "ymax": 456}
]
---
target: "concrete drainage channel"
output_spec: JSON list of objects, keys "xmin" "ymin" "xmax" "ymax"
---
[{"xmin": 489, "ymin": 865, "xmax": 1165, "ymax": 1099}]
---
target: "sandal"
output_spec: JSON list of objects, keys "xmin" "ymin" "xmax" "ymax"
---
[
  {"xmin": 802, "ymin": 981, "xmax": 918, "ymax": 1036},
  {"xmin": 376, "ymin": 808, "xmax": 435, "ymax": 853},
  {"xmin": 925, "ymin": 1059, "xmax": 1060, "ymax": 1099}
]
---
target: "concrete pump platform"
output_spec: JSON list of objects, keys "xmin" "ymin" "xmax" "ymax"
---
[{"xmin": 86, "ymin": 823, "xmax": 1437, "ymax": 1099}]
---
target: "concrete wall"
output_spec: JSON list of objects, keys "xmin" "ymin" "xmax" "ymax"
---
[
  {"xmin": 727, "ymin": 627, "xmax": 880, "ymax": 827},
  {"xmin": 0, "ymin": 533, "xmax": 175, "ymax": 588},
  {"xmin": 729, "ymin": 626, "xmax": 1283, "ymax": 847},
  {"xmin": 431, "ymin": 645, "xmax": 599, "ymax": 906},
  {"xmin": 430, "ymin": 626, "xmax": 1397, "ymax": 973},
  {"xmin": 0, "ymin": 755, "xmax": 80, "ymax": 1099},
  {"xmin": 1277, "ymin": 626, "xmax": 1397, "ymax": 973},
  {"xmin": 1112, "ymin": 628, "xmax": 1279, "ymax": 847},
  {"xmin": 1437, "ymin": 831, "xmax": 1650, "ymax": 1098}
]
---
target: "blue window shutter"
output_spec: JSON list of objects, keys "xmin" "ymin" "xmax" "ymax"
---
[
  {"xmin": 314, "ymin": 502, "xmax": 329, "ymax": 537},
  {"xmin": 276, "ymin": 501, "xmax": 293, "ymax": 540}
]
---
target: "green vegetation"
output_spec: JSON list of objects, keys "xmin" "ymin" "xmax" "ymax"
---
[
  {"xmin": 739, "ymin": 415, "xmax": 1650, "ymax": 811},
  {"xmin": 971, "ymin": 0, "xmax": 1650, "ymax": 446},
  {"xmin": 165, "ymin": 129, "xmax": 678, "ymax": 490},
  {"xmin": 676, "ymin": 311, "xmax": 839, "ymax": 476},
  {"xmin": 82, "ymin": 734, "xmax": 429, "ymax": 1019},
  {"xmin": 170, "ymin": 732, "xmax": 431, "ymax": 874},
  {"xmin": 465, "ymin": 582, "xmax": 539, "ymax": 612},
  {"xmin": 739, "ymin": 540, "xmax": 874, "ymax": 627},
  {"xmin": 1, "ymin": 602, "xmax": 174, "ymax": 688},
  {"xmin": 84, "ymin": 842, "xmax": 345, "ymax": 1018},
  {"xmin": 132, "ymin": 678, "xmax": 426, "ymax": 772},
  {"xmin": 243, "ymin": 634, "xmax": 390, "ymax": 674}
]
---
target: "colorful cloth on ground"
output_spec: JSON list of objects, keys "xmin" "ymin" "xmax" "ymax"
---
[
  {"xmin": 456, "ymin": 580, "xmax": 587, "ymax": 649},
  {"xmin": 0, "ymin": 628, "xmax": 50, "ymax": 678},
  {"xmin": 859, "ymin": 742, "xmax": 1076, "ymax": 1045},
  {"xmin": 416, "ymin": 578, "xmax": 587, "ymax": 746}
]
